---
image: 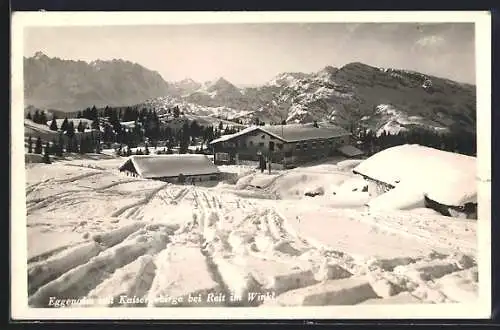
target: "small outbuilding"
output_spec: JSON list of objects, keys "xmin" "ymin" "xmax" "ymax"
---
[
  {"xmin": 118, "ymin": 154, "xmax": 221, "ymax": 183},
  {"xmin": 352, "ymin": 144, "xmax": 477, "ymax": 219}
]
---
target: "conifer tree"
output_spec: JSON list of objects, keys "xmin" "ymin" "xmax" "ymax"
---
[
  {"xmin": 90, "ymin": 105, "xmax": 98, "ymax": 122},
  {"xmin": 34, "ymin": 137, "xmax": 43, "ymax": 154},
  {"xmin": 77, "ymin": 121, "xmax": 85, "ymax": 133},
  {"xmin": 179, "ymin": 123, "xmax": 190, "ymax": 154},
  {"xmin": 66, "ymin": 121, "xmax": 75, "ymax": 138},
  {"xmin": 40, "ymin": 111, "xmax": 48, "ymax": 125},
  {"xmin": 49, "ymin": 118, "xmax": 58, "ymax": 131},
  {"xmin": 104, "ymin": 106, "xmax": 112, "ymax": 119},
  {"xmin": 61, "ymin": 118, "xmax": 70, "ymax": 132},
  {"xmin": 190, "ymin": 120, "xmax": 200, "ymax": 138},
  {"xmin": 33, "ymin": 110, "xmax": 40, "ymax": 124},
  {"xmin": 27, "ymin": 136, "xmax": 33, "ymax": 153},
  {"xmin": 173, "ymin": 106, "xmax": 180, "ymax": 118},
  {"xmin": 102, "ymin": 124, "xmax": 114, "ymax": 142},
  {"xmin": 26, "ymin": 112, "xmax": 32, "ymax": 120},
  {"xmin": 91, "ymin": 118, "xmax": 100, "ymax": 130}
]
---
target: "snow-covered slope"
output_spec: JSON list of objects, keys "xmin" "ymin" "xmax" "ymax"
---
[
  {"xmin": 142, "ymin": 96, "xmax": 253, "ymax": 121},
  {"xmin": 143, "ymin": 62, "xmax": 475, "ymax": 134},
  {"xmin": 25, "ymin": 156, "xmax": 479, "ymax": 308}
]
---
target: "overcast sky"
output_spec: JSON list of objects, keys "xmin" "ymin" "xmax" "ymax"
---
[{"xmin": 24, "ymin": 23, "xmax": 475, "ymax": 86}]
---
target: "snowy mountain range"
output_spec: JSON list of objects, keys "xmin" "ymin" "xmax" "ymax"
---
[
  {"xmin": 24, "ymin": 52, "xmax": 171, "ymax": 111},
  {"xmin": 24, "ymin": 53, "xmax": 476, "ymax": 135}
]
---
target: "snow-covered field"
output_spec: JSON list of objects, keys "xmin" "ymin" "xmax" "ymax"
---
[{"xmin": 25, "ymin": 155, "xmax": 478, "ymax": 308}]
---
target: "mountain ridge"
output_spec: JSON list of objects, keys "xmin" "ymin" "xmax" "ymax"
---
[{"xmin": 24, "ymin": 53, "xmax": 476, "ymax": 135}]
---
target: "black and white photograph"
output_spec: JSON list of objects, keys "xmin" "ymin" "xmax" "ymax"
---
[{"xmin": 11, "ymin": 11, "xmax": 491, "ymax": 319}]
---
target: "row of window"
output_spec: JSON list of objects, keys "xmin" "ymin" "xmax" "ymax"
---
[
  {"xmin": 294, "ymin": 138, "xmax": 340, "ymax": 151},
  {"xmin": 242, "ymin": 141, "xmax": 284, "ymax": 149},
  {"xmin": 222, "ymin": 138, "xmax": 344, "ymax": 150}
]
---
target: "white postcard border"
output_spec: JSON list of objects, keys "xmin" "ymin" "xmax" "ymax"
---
[{"xmin": 11, "ymin": 10, "xmax": 492, "ymax": 320}]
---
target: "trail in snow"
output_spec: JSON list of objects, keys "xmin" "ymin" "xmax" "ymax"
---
[
  {"xmin": 110, "ymin": 184, "xmax": 169, "ymax": 218},
  {"xmin": 25, "ymin": 160, "xmax": 479, "ymax": 307}
]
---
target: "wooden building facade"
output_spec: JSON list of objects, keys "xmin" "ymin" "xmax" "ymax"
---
[{"xmin": 209, "ymin": 123, "xmax": 359, "ymax": 167}]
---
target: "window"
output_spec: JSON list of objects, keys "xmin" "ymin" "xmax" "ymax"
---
[
  {"xmin": 311, "ymin": 142, "xmax": 317, "ymax": 149},
  {"xmin": 261, "ymin": 135, "xmax": 266, "ymax": 139},
  {"xmin": 249, "ymin": 141, "xmax": 254, "ymax": 146},
  {"xmin": 295, "ymin": 144, "xmax": 301, "ymax": 150},
  {"xmin": 259, "ymin": 142, "xmax": 264, "ymax": 147},
  {"xmin": 285, "ymin": 151, "xmax": 292, "ymax": 157},
  {"xmin": 277, "ymin": 143, "xmax": 283, "ymax": 150},
  {"xmin": 302, "ymin": 143, "xmax": 308, "ymax": 150}
]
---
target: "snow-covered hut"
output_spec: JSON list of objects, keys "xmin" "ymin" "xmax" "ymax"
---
[
  {"xmin": 118, "ymin": 154, "xmax": 221, "ymax": 183},
  {"xmin": 353, "ymin": 144, "xmax": 477, "ymax": 218}
]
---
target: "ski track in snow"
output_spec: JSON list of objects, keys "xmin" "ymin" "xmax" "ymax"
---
[{"xmin": 25, "ymin": 160, "xmax": 479, "ymax": 308}]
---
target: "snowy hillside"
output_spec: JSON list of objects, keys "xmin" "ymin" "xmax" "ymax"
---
[
  {"xmin": 142, "ymin": 96, "xmax": 253, "ymax": 121},
  {"xmin": 142, "ymin": 62, "xmax": 475, "ymax": 133},
  {"xmin": 25, "ymin": 153, "xmax": 479, "ymax": 308}
]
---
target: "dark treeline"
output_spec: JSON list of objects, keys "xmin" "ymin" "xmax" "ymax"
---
[
  {"xmin": 27, "ymin": 105, "xmax": 475, "ymax": 158},
  {"xmin": 26, "ymin": 109, "xmax": 48, "ymax": 125},
  {"xmin": 27, "ymin": 131, "xmax": 102, "ymax": 163},
  {"xmin": 26, "ymin": 104, "xmax": 245, "ymax": 157},
  {"xmin": 355, "ymin": 126, "xmax": 476, "ymax": 157}
]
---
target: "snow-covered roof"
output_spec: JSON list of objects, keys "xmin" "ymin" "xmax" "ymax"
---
[
  {"xmin": 119, "ymin": 154, "xmax": 220, "ymax": 179},
  {"xmin": 338, "ymin": 145, "xmax": 364, "ymax": 157},
  {"xmin": 210, "ymin": 126, "xmax": 260, "ymax": 144},
  {"xmin": 353, "ymin": 144, "xmax": 477, "ymax": 206},
  {"xmin": 210, "ymin": 124, "xmax": 350, "ymax": 144}
]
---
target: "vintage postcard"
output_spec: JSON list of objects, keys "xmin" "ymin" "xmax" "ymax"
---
[{"xmin": 11, "ymin": 11, "xmax": 491, "ymax": 320}]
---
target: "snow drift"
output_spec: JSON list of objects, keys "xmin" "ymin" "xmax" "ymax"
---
[
  {"xmin": 353, "ymin": 144, "xmax": 477, "ymax": 206},
  {"xmin": 367, "ymin": 184, "xmax": 426, "ymax": 211}
]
